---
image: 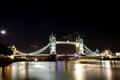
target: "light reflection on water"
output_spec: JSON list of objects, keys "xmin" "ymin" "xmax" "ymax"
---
[{"xmin": 1, "ymin": 60, "xmax": 120, "ymax": 80}]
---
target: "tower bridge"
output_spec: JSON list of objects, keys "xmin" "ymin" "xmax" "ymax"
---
[
  {"xmin": 14, "ymin": 34, "xmax": 114, "ymax": 61},
  {"xmin": 15, "ymin": 34, "xmax": 87, "ymax": 55}
]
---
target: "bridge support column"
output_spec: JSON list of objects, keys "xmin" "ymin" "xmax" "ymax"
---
[
  {"xmin": 76, "ymin": 35, "xmax": 84, "ymax": 55},
  {"xmin": 49, "ymin": 33, "xmax": 57, "ymax": 61}
]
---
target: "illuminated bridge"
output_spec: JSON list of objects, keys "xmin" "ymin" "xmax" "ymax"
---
[
  {"xmin": 15, "ymin": 34, "xmax": 93, "ymax": 55},
  {"xmin": 13, "ymin": 34, "xmax": 115, "ymax": 60}
]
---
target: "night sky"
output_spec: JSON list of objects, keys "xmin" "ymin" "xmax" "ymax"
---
[{"xmin": 0, "ymin": 3, "xmax": 120, "ymax": 53}]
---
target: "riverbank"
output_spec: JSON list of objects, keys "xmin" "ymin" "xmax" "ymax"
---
[
  {"xmin": 0, "ymin": 56, "xmax": 14, "ymax": 67},
  {"xmin": 1, "ymin": 56, "xmax": 120, "ymax": 67}
]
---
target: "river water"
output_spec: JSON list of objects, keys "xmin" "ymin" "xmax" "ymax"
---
[{"xmin": 1, "ymin": 60, "xmax": 120, "ymax": 80}]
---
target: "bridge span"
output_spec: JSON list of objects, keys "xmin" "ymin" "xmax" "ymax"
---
[{"xmin": 13, "ymin": 34, "xmax": 115, "ymax": 61}]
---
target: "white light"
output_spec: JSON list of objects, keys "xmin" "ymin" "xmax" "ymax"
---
[
  {"xmin": 67, "ymin": 40, "xmax": 69, "ymax": 43},
  {"xmin": 1, "ymin": 30, "xmax": 6, "ymax": 34},
  {"xmin": 35, "ymin": 58, "xmax": 38, "ymax": 61}
]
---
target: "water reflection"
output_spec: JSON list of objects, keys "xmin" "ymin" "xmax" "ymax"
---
[
  {"xmin": 74, "ymin": 63, "xmax": 85, "ymax": 80},
  {"xmin": 1, "ymin": 60, "xmax": 120, "ymax": 80},
  {"xmin": 101, "ymin": 60, "xmax": 120, "ymax": 80},
  {"xmin": 12, "ymin": 62, "xmax": 27, "ymax": 80},
  {"xmin": 0, "ymin": 65, "xmax": 12, "ymax": 80}
]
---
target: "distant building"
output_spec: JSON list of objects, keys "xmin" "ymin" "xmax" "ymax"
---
[{"xmin": 115, "ymin": 52, "xmax": 120, "ymax": 56}]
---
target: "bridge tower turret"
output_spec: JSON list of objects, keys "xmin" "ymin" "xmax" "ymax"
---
[
  {"xmin": 49, "ymin": 33, "xmax": 56, "ymax": 55},
  {"xmin": 49, "ymin": 33, "xmax": 57, "ymax": 61},
  {"xmin": 76, "ymin": 35, "xmax": 84, "ymax": 55}
]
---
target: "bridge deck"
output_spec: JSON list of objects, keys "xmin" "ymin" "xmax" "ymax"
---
[{"xmin": 14, "ymin": 54, "xmax": 74, "ymax": 56}]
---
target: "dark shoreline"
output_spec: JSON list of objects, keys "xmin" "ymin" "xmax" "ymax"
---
[{"xmin": 0, "ymin": 58, "xmax": 14, "ymax": 67}]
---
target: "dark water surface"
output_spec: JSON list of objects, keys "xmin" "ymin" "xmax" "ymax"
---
[{"xmin": 1, "ymin": 60, "xmax": 120, "ymax": 80}]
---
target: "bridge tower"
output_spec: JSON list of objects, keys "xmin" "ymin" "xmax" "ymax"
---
[
  {"xmin": 49, "ymin": 33, "xmax": 56, "ymax": 55},
  {"xmin": 76, "ymin": 35, "xmax": 84, "ymax": 55},
  {"xmin": 49, "ymin": 33, "xmax": 57, "ymax": 61}
]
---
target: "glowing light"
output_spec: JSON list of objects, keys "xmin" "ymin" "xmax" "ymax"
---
[
  {"xmin": 67, "ymin": 40, "xmax": 69, "ymax": 43},
  {"xmin": 8, "ymin": 55, "xmax": 14, "ymax": 60},
  {"xmin": 1, "ymin": 30, "xmax": 6, "ymax": 34},
  {"xmin": 35, "ymin": 58, "xmax": 38, "ymax": 61}
]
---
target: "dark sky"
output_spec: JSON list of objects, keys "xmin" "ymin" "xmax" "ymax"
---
[{"xmin": 0, "ymin": 2, "xmax": 120, "ymax": 53}]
